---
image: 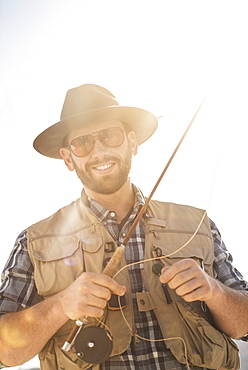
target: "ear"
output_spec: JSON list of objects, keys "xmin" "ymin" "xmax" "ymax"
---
[
  {"xmin": 59, "ymin": 148, "xmax": 75, "ymax": 171},
  {"xmin": 127, "ymin": 131, "xmax": 138, "ymax": 155}
]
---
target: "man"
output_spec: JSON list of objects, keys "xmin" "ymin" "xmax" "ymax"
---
[{"xmin": 0, "ymin": 84, "xmax": 247, "ymax": 370}]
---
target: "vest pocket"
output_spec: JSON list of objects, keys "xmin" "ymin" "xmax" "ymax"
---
[
  {"xmin": 149, "ymin": 232, "xmax": 215, "ymax": 277},
  {"xmin": 39, "ymin": 334, "xmax": 93, "ymax": 370},
  {"xmin": 168, "ymin": 302, "xmax": 240, "ymax": 370},
  {"xmin": 80, "ymin": 236, "xmax": 105, "ymax": 273},
  {"xmin": 196, "ymin": 323, "xmax": 240, "ymax": 369},
  {"xmin": 162, "ymin": 249, "xmax": 214, "ymax": 277},
  {"xmin": 32, "ymin": 240, "xmax": 84, "ymax": 296}
]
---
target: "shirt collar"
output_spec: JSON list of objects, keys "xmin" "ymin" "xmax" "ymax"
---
[{"xmin": 87, "ymin": 184, "xmax": 146, "ymax": 224}]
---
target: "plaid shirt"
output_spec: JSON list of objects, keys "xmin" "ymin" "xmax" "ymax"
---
[{"xmin": 0, "ymin": 186, "xmax": 247, "ymax": 370}]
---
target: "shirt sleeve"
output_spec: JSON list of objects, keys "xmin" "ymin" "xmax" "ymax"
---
[
  {"xmin": 210, "ymin": 219, "xmax": 248, "ymax": 291},
  {"xmin": 0, "ymin": 230, "xmax": 43, "ymax": 317},
  {"xmin": 210, "ymin": 219, "xmax": 248, "ymax": 341}
]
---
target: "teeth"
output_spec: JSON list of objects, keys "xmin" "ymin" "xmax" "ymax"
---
[{"xmin": 95, "ymin": 164, "xmax": 112, "ymax": 171}]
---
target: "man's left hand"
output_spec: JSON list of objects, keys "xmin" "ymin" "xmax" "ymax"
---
[{"xmin": 160, "ymin": 258, "xmax": 216, "ymax": 302}]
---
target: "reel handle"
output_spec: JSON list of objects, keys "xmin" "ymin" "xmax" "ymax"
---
[
  {"xmin": 62, "ymin": 245, "xmax": 125, "ymax": 351},
  {"xmin": 62, "ymin": 318, "xmax": 87, "ymax": 351}
]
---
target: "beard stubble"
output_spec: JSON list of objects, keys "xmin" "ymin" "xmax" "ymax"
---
[{"xmin": 72, "ymin": 143, "xmax": 133, "ymax": 195}]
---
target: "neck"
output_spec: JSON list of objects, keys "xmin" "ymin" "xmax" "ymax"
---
[{"xmin": 84, "ymin": 181, "xmax": 135, "ymax": 223}]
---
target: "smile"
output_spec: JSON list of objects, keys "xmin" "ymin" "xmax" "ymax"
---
[{"xmin": 95, "ymin": 164, "xmax": 112, "ymax": 171}]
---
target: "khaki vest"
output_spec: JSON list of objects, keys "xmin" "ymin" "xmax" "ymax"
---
[{"xmin": 27, "ymin": 195, "xmax": 240, "ymax": 370}]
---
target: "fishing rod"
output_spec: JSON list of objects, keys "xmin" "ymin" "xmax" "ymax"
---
[{"xmin": 62, "ymin": 99, "xmax": 205, "ymax": 364}]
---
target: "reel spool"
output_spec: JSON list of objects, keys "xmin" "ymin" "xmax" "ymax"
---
[{"xmin": 75, "ymin": 326, "xmax": 113, "ymax": 364}]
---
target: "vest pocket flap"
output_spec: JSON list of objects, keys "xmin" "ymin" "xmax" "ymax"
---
[
  {"xmin": 136, "ymin": 292, "xmax": 156, "ymax": 311},
  {"xmin": 146, "ymin": 218, "xmax": 167, "ymax": 227},
  {"xmin": 32, "ymin": 242, "xmax": 79, "ymax": 262},
  {"xmin": 152, "ymin": 242, "xmax": 214, "ymax": 268},
  {"xmin": 164, "ymin": 245, "xmax": 214, "ymax": 263},
  {"xmin": 81, "ymin": 236, "xmax": 103, "ymax": 253}
]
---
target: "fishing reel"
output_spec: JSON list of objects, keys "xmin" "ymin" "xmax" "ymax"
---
[
  {"xmin": 74, "ymin": 325, "xmax": 113, "ymax": 364},
  {"xmin": 63, "ymin": 292, "xmax": 126, "ymax": 364},
  {"xmin": 73, "ymin": 293, "xmax": 126, "ymax": 363}
]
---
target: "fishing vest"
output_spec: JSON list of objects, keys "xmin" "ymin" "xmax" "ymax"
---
[{"xmin": 27, "ymin": 195, "xmax": 240, "ymax": 370}]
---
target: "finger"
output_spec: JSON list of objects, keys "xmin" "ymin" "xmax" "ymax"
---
[
  {"xmin": 167, "ymin": 266, "xmax": 200, "ymax": 290},
  {"xmin": 80, "ymin": 272, "xmax": 126, "ymax": 297},
  {"xmin": 93, "ymin": 274, "xmax": 126, "ymax": 296},
  {"xmin": 175, "ymin": 276, "xmax": 204, "ymax": 297},
  {"xmin": 90, "ymin": 284, "xmax": 112, "ymax": 301},
  {"xmin": 85, "ymin": 294, "xmax": 109, "ymax": 310},
  {"xmin": 67, "ymin": 289, "xmax": 113, "ymax": 319},
  {"xmin": 81, "ymin": 306, "xmax": 105, "ymax": 318},
  {"xmin": 62, "ymin": 294, "xmax": 107, "ymax": 320},
  {"xmin": 160, "ymin": 265, "xmax": 170, "ymax": 275},
  {"xmin": 160, "ymin": 259, "xmax": 198, "ymax": 284},
  {"xmin": 181, "ymin": 285, "xmax": 210, "ymax": 302}
]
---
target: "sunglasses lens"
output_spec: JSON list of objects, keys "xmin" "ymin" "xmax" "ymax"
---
[
  {"xmin": 69, "ymin": 127, "xmax": 125, "ymax": 157},
  {"xmin": 99, "ymin": 127, "xmax": 124, "ymax": 147},
  {"xmin": 70, "ymin": 135, "xmax": 94, "ymax": 157}
]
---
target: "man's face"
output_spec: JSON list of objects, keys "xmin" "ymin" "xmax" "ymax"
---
[{"xmin": 60, "ymin": 120, "xmax": 138, "ymax": 195}]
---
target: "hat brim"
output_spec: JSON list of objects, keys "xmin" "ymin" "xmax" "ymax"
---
[{"xmin": 33, "ymin": 106, "xmax": 158, "ymax": 159}]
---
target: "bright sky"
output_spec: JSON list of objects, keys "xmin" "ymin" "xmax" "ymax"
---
[{"xmin": 1, "ymin": 0, "xmax": 248, "ymax": 368}]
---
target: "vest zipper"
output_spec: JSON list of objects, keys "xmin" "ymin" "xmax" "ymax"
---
[{"xmin": 148, "ymin": 229, "xmax": 210, "ymax": 239}]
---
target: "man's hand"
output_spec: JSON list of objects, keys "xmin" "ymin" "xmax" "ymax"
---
[
  {"xmin": 159, "ymin": 258, "xmax": 248, "ymax": 338},
  {"xmin": 58, "ymin": 272, "xmax": 126, "ymax": 320},
  {"xmin": 0, "ymin": 273, "xmax": 126, "ymax": 367},
  {"xmin": 159, "ymin": 258, "xmax": 216, "ymax": 302}
]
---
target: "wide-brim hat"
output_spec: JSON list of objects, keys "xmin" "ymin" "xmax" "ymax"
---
[{"xmin": 33, "ymin": 84, "xmax": 158, "ymax": 159}]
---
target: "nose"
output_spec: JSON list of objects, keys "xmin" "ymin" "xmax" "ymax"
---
[{"xmin": 90, "ymin": 137, "xmax": 109, "ymax": 157}]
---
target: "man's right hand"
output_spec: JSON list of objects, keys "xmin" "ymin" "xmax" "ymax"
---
[
  {"xmin": 58, "ymin": 272, "xmax": 126, "ymax": 320},
  {"xmin": 0, "ymin": 272, "xmax": 126, "ymax": 367}
]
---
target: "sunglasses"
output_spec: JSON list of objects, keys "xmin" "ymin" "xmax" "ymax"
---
[{"xmin": 67, "ymin": 126, "xmax": 127, "ymax": 157}]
